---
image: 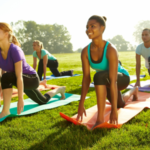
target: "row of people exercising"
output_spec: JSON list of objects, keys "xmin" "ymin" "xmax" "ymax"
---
[{"xmin": 1, "ymin": 14, "xmax": 149, "ymax": 128}]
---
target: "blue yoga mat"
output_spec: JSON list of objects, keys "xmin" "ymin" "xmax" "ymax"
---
[
  {"xmin": 0, "ymin": 93, "xmax": 89, "ymax": 122},
  {"xmin": 129, "ymin": 74, "xmax": 146, "ymax": 81},
  {"xmin": 43, "ymin": 74, "xmax": 81, "ymax": 80}
]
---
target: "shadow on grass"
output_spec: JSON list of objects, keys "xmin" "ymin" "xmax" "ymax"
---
[{"xmin": 28, "ymin": 120, "xmax": 112, "ymax": 150}]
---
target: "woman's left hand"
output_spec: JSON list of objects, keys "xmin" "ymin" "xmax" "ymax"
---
[
  {"xmin": 17, "ymin": 99, "xmax": 24, "ymax": 115},
  {"xmin": 109, "ymin": 109, "xmax": 118, "ymax": 125}
]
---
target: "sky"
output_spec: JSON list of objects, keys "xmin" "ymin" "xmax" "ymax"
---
[{"xmin": 0, "ymin": 0, "xmax": 150, "ymax": 51}]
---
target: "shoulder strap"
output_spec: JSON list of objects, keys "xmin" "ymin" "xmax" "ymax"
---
[
  {"xmin": 103, "ymin": 41, "xmax": 109, "ymax": 57},
  {"xmin": 87, "ymin": 43, "xmax": 92, "ymax": 63}
]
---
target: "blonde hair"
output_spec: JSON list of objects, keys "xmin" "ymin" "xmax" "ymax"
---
[
  {"xmin": 0, "ymin": 22, "xmax": 21, "ymax": 47},
  {"xmin": 33, "ymin": 40, "xmax": 44, "ymax": 49}
]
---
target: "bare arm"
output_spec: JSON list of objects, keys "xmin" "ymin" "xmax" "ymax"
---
[
  {"xmin": 107, "ymin": 45, "xmax": 118, "ymax": 123},
  {"xmin": 77, "ymin": 47, "xmax": 91, "ymax": 121},
  {"xmin": 33, "ymin": 57, "xmax": 37, "ymax": 70},
  {"xmin": 135, "ymin": 54, "xmax": 141, "ymax": 86},
  {"xmin": 15, "ymin": 61, "xmax": 24, "ymax": 114},
  {"xmin": 80, "ymin": 47, "xmax": 91, "ymax": 104},
  {"xmin": 0, "ymin": 69, "xmax": 6, "ymax": 99},
  {"xmin": 43, "ymin": 55, "xmax": 48, "ymax": 79}
]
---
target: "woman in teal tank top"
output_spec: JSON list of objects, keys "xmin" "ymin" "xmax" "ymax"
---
[
  {"xmin": 76, "ymin": 15, "xmax": 138, "ymax": 129},
  {"xmin": 32, "ymin": 40, "xmax": 73, "ymax": 80}
]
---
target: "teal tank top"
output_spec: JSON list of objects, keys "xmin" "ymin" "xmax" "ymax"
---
[{"xmin": 87, "ymin": 41, "xmax": 129, "ymax": 76}]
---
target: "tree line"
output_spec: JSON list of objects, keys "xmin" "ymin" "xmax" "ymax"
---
[
  {"xmin": 11, "ymin": 21, "xmax": 73, "ymax": 55},
  {"xmin": 75, "ymin": 20, "xmax": 150, "ymax": 52},
  {"xmin": 11, "ymin": 20, "xmax": 150, "ymax": 54}
]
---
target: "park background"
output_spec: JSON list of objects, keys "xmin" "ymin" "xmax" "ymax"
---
[{"xmin": 1, "ymin": 0, "xmax": 150, "ymax": 149}]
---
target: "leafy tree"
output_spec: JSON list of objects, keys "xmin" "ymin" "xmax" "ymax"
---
[
  {"xmin": 75, "ymin": 48, "xmax": 82, "ymax": 53},
  {"xmin": 133, "ymin": 20, "xmax": 150, "ymax": 44},
  {"xmin": 11, "ymin": 21, "xmax": 73, "ymax": 54},
  {"xmin": 108, "ymin": 35, "xmax": 135, "ymax": 51}
]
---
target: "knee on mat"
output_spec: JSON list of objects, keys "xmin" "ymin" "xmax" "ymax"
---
[
  {"xmin": 38, "ymin": 94, "xmax": 51, "ymax": 105},
  {"xmin": 117, "ymin": 101, "xmax": 125, "ymax": 108}
]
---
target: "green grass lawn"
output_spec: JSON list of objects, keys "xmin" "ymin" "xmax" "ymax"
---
[{"xmin": 1, "ymin": 52, "xmax": 150, "ymax": 150}]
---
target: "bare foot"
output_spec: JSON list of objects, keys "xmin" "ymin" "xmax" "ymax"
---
[
  {"xmin": 132, "ymin": 86, "xmax": 138, "ymax": 101},
  {"xmin": 91, "ymin": 121, "xmax": 104, "ymax": 130},
  {"xmin": 0, "ymin": 111, "xmax": 10, "ymax": 118},
  {"xmin": 40, "ymin": 79, "xmax": 48, "ymax": 88},
  {"xmin": 60, "ymin": 86, "xmax": 66, "ymax": 100}
]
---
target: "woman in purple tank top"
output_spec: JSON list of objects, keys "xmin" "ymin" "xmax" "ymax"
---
[{"xmin": 0, "ymin": 23, "xmax": 66, "ymax": 119}]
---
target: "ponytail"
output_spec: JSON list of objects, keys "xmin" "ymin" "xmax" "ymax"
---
[
  {"xmin": 0, "ymin": 22, "xmax": 21, "ymax": 47},
  {"xmin": 11, "ymin": 35, "xmax": 21, "ymax": 47},
  {"xmin": 41, "ymin": 43, "xmax": 44, "ymax": 49},
  {"xmin": 33, "ymin": 40, "xmax": 44, "ymax": 49}
]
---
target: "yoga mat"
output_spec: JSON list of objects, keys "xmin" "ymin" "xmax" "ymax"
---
[
  {"xmin": 0, "ymin": 93, "xmax": 89, "ymax": 122},
  {"xmin": 0, "ymin": 84, "xmax": 59, "ymax": 100},
  {"xmin": 60, "ymin": 92, "xmax": 150, "ymax": 130},
  {"xmin": 43, "ymin": 74, "xmax": 81, "ymax": 80},
  {"xmin": 89, "ymin": 75, "xmax": 146, "ymax": 88},
  {"xmin": 130, "ymin": 74, "xmax": 145, "ymax": 81},
  {"xmin": 127, "ymin": 80, "xmax": 150, "ymax": 92}
]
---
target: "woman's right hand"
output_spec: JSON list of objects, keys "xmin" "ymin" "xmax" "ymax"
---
[
  {"xmin": 134, "ymin": 81, "xmax": 140, "ymax": 87},
  {"xmin": 76, "ymin": 101, "xmax": 86, "ymax": 122},
  {"xmin": 17, "ymin": 99, "xmax": 24, "ymax": 115},
  {"xmin": 110, "ymin": 109, "xmax": 118, "ymax": 125}
]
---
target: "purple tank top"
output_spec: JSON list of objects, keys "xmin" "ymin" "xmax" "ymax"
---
[{"xmin": 0, "ymin": 43, "xmax": 36, "ymax": 74}]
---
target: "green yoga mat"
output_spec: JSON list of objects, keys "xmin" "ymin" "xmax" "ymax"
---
[{"xmin": 0, "ymin": 93, "xmax": 89, "ymax": 122}]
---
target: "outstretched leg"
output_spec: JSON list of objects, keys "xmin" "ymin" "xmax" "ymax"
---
[{"xmin": 46, "ymin": 86, "xmax": 66, "ymax": 100}]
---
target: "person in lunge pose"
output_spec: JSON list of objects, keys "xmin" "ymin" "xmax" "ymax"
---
[
  {"xmin": 32, "ymin": 40, "xmax": 73, "ymax": 80},
  {"xmin": 0, "ymin": 22, "xmax": 66, "ymax": 118},
  {"xmin": 135, "ymin": 28, "xmax": 150, "ymax": 87},
  {"xmin": 76, "ymin": 15, "xmax": 138, "ymax": 129}
]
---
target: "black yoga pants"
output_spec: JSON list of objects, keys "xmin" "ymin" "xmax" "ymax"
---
[
  {"xmin": 94, "ymin": 71, "xmax": 130, "ymax": 108},
  {"xmin": 1, "ymin": 72, "xmax": 51, "ymax": 105},
  {"xmin": 38, "ymin": 59, "xmax": 72, "ymax": 80}
]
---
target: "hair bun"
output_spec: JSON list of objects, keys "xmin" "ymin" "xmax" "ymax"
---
[{"xmin": 102, "ymin": 16, "xmax": 107, "ymax": 21}]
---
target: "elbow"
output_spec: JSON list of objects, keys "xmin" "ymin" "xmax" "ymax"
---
[
  {"xmin": 136, "ymin": 63, "xmax": 141, "ymax": 68},
  {"xmin": 83, "ymin": 76, "xmax": 91, "ymax": 83}
]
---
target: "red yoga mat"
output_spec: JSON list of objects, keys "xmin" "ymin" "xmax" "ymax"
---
[{"xmin": 60, "ymin": 92, "xmax": 150, "ymax": 130}]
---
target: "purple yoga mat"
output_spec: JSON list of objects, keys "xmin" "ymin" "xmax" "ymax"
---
[{"xmin": 128, "ymin": 85, "xmax": 150, "ymax": 92}]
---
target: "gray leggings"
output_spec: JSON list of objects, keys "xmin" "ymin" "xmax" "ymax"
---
[{"xmin": 1, "ymin": 72, "xmax": 51, "ymax": 105}]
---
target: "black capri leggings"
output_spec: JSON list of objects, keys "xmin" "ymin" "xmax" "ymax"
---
[
  {"xmin": 1, "ymin": 72, "xmax": 51, "ymax": 105},
  {"xmin": 94, "ymin": 71, "xmax": 130, "ymax": 108},
  {"xmin": 38, "ymin": 59, "xmax": 72, "ymax": 80}
]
